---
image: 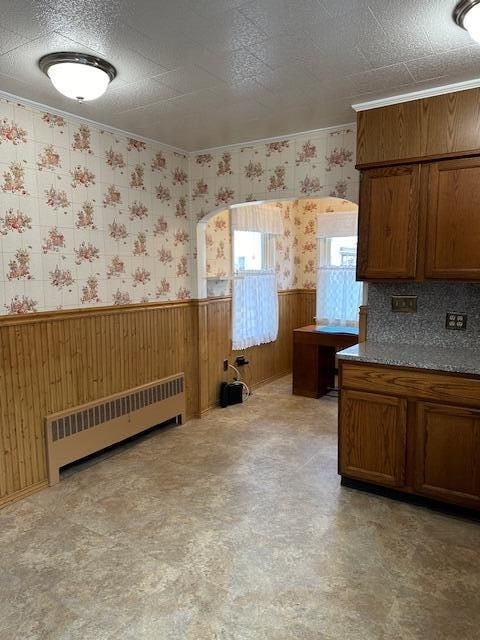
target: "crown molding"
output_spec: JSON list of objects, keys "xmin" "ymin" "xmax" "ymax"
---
[
  {"xmin": 0, "ymin": 88, "xmax": 188, "ymax": 155},
  {"xmin": 0, "ymin": 87, "xmax": 355, "ymax": 155},
  {"xmin": 191, "ymin": 122, "xmax": 356, "ymax": 155},
  {"xmin": 352, "ymin": 77, "xmax": 480, "ymax": 111}
]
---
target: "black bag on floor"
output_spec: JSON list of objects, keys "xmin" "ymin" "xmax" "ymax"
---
[{"xmin": 219, "ymin": 381, "xmax": 244, "ymax": 408}]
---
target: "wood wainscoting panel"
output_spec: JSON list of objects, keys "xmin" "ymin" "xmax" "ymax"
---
[
  {"xmin": 0, "ymin": 302, "xmax": 199, "ymax": 507},
  {"xmin": 296, "ymin": 289, "xmax": 316, "ymax": 328},
  {"xmin": 204, "ymin": 290, "xmax": 315, "ymax": 410},
  {"xmin": 0, "ymin": 289, "xmax": 315, "ymax": 506}
]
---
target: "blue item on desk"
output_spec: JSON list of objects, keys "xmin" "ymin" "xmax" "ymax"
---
[{"xmin": 314, "ymin": 325, "xmax": 358, "ymax": 335}]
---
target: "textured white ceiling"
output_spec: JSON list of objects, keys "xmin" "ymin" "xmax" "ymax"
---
[{"xmin": 0, "ymin": 0, "xmax": 477, "ymax": 150}]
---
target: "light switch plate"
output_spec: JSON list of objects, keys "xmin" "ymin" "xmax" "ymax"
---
[
  {"xmin": 446, "ymin": 312, "xmax": 467, "ymax": 330},
  {"xmin": 391, "ymin": 296, "xmax": 417, "ymax": 313}
]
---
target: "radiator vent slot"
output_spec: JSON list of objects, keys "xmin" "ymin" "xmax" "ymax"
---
[
  {"xmin": 45, "ymin": 373, "xmax": 185, "ymax": 486},
  {"xmin": 50, "ymin": 376, "xmax": 183, "ymax": 442}
]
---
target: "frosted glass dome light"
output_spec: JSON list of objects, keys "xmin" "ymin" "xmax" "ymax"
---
[
  {"xmin": 455, "ymin": 0, "xmax": 480, "ymax": 44},
  {"xmin": 39, "ymin": 52, "xmax": 116, "ymax": 102}
]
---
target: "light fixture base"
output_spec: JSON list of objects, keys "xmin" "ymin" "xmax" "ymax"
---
[
  {"xmin": 39, "ymin": 52, "xmax": 117, "ymax": 82},
  {"xmin": 454, "ymin": 0, "xmax": 480, "ymax": 28},
  {"xmin": 39, "ymin": 52, "xmax": 117, "ymax": 102}
]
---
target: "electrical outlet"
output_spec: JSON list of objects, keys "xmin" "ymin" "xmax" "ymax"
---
[
  {"xmin": 223, "ymin": 359, "xmax": 228, "ymax": 371},
  {"xmin": 446, "ymin": 312, "xmax": 467, "ymax": 330},
  {"xmin": 391, "ymin": 296, "xmax": 417, "ymax": 313}
]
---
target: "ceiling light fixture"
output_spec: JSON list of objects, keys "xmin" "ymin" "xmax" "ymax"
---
[
  {"xmin": 39, "ymin": 52, "xmax": 117, "ymax": 102},
  {"xmin": 454, "ymin": 0, "xmax": 480, "ymax": 43}
]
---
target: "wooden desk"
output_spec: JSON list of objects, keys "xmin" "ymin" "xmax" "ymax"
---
[{"xmin": 292, "ymin": 325, "xmax": 358, "ymax": 398}]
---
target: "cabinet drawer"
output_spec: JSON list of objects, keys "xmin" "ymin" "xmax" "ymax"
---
[{"xmin": 341, "ymin": 363, "xmax": 480, "ymax": 408}]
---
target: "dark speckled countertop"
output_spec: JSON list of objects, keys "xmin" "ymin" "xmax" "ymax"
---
[{"xmin": 337, "ymin": 342, "xmax": 480, "ymax": 376}]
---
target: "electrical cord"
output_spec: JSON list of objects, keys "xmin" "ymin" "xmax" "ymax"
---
[
  {"xmin": 228, "ymin": 363, "xmax": 250, "ymax": 401},
  {"xmin": 242, "ymin": 362, "xmax": 252, "ymax": 394}
]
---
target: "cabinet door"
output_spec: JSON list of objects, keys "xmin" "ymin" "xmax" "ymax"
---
[
  {"xmin": 414, "ymin": 402, "xmax": 480, "ymax": 508},
  {"xmin": 339, "ymin": 389, "xmax": 407, "ymax": 487},
  {"xmin": 357, "ymin": 165, "xmax": 420, "ymax": 280},
  {"xmin": 425, "ymin": 158, "xmax": 480, "ymax": 280}
]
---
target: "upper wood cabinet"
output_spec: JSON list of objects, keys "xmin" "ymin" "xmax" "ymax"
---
[
  {"xmin": 357, "ymin": 157, "xmax": 480, "ymax": 282},
  {"xmin": 339, "ymin": 389, "xmax": 407, "ymax": 488},
  {"xmin": 357, "ymin": 165, "xmax": 420, "ymax": 280},
  {"xmin": 356, "ymin": 87, "xmax": 480, "ymax": 282},
  {"xmin": 357, "ymin": 87, "xmax": 480, "ymax": 167},
  {"xmin": 357, "ymin": 101, "xmax": 421, "ymax": 167},
  {"xmin": 425, "ymin": 157, "xmax": 480, "ymax": 280},
  {"xmin": 420, "ymin": 91, "xmax": 480, "ymax": 159},
  {"xmin": 414, "ymin": 402, "xmax": 480, "ymax": 509}
]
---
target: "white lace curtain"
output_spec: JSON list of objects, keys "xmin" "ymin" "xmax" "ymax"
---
[
  {"xmin": 231, "ymin": 203, "xmax": 282, "ymax": 350},
  {"xmin": 232, "ymin": 272, "xmax": 278, "ymax": 350},
  {"xmin": 316, "ymin": 267, "xmax": 362, "ymax": 327},
  {"xmin": 316, "ymin": 209, "xmax": 362, "ymax": 327}
]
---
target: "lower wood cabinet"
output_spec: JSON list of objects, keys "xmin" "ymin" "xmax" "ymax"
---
[
  {"xmin": 339, "ymin": 390, "xmax": 407, "ymax": 487},
  {"xmin": 339, "ymin": 363, "xmax": 480, "ymax": 511},
  {"xmin": 414, "ymin": 402, "xmax": 480, "ymax": 509}
]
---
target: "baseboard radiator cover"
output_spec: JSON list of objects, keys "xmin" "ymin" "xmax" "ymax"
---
[{"xmin": 45, "ymin": 373, "xmax": 185, "ymax": 486}]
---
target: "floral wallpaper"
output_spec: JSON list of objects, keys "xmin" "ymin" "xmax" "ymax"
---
[
  {"xmin": 195, "ymin": 127, "xmax": 358, "ymax": 299},
  {"xmin": 205, "ymin": 209, "xmax": 231, "ymax": 296},
  {"xmin": 0, "ymin": 94, "xmax": 357, "ymax": 315},
  {"xmin": 189, "ymin": 127, "xmax": 358, "ymax": 222},
  {"xmin": 0, "ymin": 97, "xmax": 192, "ymax": 314}
]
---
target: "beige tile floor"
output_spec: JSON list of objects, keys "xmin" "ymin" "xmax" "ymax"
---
[{"xmin": 1, "ymin": 376, "xmax": 479, "ymax": 640}]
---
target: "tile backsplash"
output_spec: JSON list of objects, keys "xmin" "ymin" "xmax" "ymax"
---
[{"xmin": 367, "ymin": 282, "xmax": 480, "ymax": 348}]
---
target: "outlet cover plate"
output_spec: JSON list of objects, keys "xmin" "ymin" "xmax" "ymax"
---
[
  {"xmin": 446, "ymin": 312, "xmax": 467, "ymax": 330},
  {"xmin": 391, "ymin": 295, "xmax": 417, "ymax": 313}
]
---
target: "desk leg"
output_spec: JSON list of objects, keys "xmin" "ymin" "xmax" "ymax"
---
[{"xmin": 317, "ymin": 346, "xmax": 336, "ymax": 396}]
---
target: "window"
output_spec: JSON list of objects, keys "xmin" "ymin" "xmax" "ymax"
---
[
  {"xmin": 233, "ymin": 230, "xmax": 264, "ymax": 272},
  {"xmin": 316, "ymin": 212, "xmax": 362, "ymax": 327},
  {"xmin": 321, "ymin": 236, "xmax": 358, "ymax": 268},
  {"xmin": 231, "ymin": 204, "xmax": 283, "ymax": 350}
]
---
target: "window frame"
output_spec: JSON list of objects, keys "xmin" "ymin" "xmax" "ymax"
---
[{"xmin": 316, "ymin": 233, "xmax": 361, "ymax": 327}]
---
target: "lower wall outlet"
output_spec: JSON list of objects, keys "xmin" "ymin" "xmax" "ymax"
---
[{"xmin": 446, "ymin": 312, "xmax": 467, "ymax": 330}]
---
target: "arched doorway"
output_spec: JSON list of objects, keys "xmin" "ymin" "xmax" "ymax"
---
[{"xmin": 196, "ymin": 196, "xmax": 359, "ymax": 300}]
